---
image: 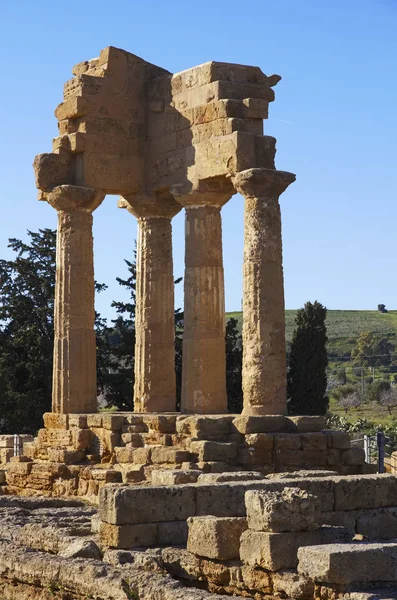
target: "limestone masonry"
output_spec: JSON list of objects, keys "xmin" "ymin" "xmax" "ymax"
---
[
  {"xmin": 33, "ymin": 45, "xmax": 295, "ymax": 417},
  {"xmin": 0, "ymin": 46, "xmax": 394, "ymax": 599}
]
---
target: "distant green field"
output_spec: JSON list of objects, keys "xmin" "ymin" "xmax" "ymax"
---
[{"xmin": 226, "ymin": 310, "xmax": 397, "ymax": 355}]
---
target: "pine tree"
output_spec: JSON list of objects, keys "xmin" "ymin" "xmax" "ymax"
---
[
  {"xmin": 0, "ymin": 230, "xmax": 56, "ymax": 433},
  {"xmin": 98, "ymin": 259, "xmax": 137, "ymax": 410},
  {"xmin": 225, "ymin": 318, "xmax": 243, "ymax": 413},
  {"xmin": 0, "ymin": 229, "xmax": 107, "ymax": 433},
  {"xmin": 287, "ymin": 301, "xmax": 328, "ymax": 415}
]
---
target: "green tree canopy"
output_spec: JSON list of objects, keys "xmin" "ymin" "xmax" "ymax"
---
[
  {"xmin": 287, "ymin": 300, "xmax": 328, "ymax": 416},
  {"xmin": 0, "ymin": 230, "xmax": 56, "ymax": 433},
  {"xmin": 351, "ymin": 331, "xmax": 394, "ymax": 367}
]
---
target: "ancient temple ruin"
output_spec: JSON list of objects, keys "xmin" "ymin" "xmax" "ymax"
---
[
  {"xmin": 33, "ymin": 46, "xmax": 295, "ymax": 418},
  {"xmin": 1, "ymin": 47, "xmax": 396, "ymax": 600}
]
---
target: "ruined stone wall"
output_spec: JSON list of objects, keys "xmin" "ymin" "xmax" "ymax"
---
[{"xmin": 1, "ymin": 414, "xmax": 369, "ymax": 501}]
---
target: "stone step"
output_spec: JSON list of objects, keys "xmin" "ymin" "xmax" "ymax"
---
[
  {"xmin": 151, "ymin": 469, "xmax": 200, "ymax": 486},
  {"xmin": 298, "ymin": 542, "xmax": 397, "ymax": 586}
]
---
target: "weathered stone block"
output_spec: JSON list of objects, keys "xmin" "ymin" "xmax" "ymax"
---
[
  {"xmin": 320, "ymin": 510, "xmax": 357, "ymax": 534},
  {"xmin": 100, "ymin": 484, "xmax": 196, "ymax": 525},
  {"xmin": 7, "ymin": 461, "xmax": 33, "ymax": 475},
  {"xmin": 238, "ymin": 447, "xmax": 273, "ymax": 467},
  {"xmin": 275, "ymin": 448, "xmax": 327, "ymax": 468},
  {"xmin": 326, "ymin": 431, "xmax": 351, "ymax": 449},
  {"xmin": 244, "ymin": 433, "xmax": 274, "ymax": 451},
  {"xmin": 342, "ymin": 447, "xmax": 365, "ymax": 466},
  {"xmin": 196, "ymin": 477, "xmax": 335, "ymax": 517},
  {"xmin": 121, "ymin": 433, "xmax": 144, "ymax": 447},
  {"xmin": 326, "ymin": 449, "xmax": 342, "ymax": 467},
  {"xmin": 73, "ymin": 428, "xmax": 93, "ymax": 451},
  {"xmin": 100, "ymin": 521, "xmax": 157, "ymax": 549},
  {"xmin": 0, "ymin": 436, "xmax": 14, "ymax": 448},
  {"xmin": 239, "ymin": 565, "xmax": 272, "ymax": 593},
  {"xmin": 197, "ymin": 461, "xmax": 230, "ymax": 473},
  {"xmin": 10, "ymin": 455, "xmax": 32, "ymax": 463},
  {"xmin": 176, "ymin": 416, "xmax": 232, "ymax": 439},
  {"xmin": 356, "ymin": 507, "xmax": 397, "ymax": 539},
  {"xmin": 68, "ymin": 415, "xmax": 88, "ymax": 428},
  {"xmin": 102, "ymin": 414, "xmax": 124, "ymax": 431},
  {"xmin": 297, "ymin": 542, "xmax": 397, "ymax": 585},
  {"xmin": 47, "ymin": 449, "xmax": 85, "ymax": 464},
  {"xmin": 43, "ymin": 413, "xmax": 69, "ymax": 430},
  {"xmin": 90, "ymin": 469, "xmax": 122, "ymax": 483},
  {"xmin": 33, "ymin": 153, "xmax": 74, "ymax": 192},
  {"xmin": 287, "ymin": 416, "xmax": 326, "ymax": 432},
  {"xmin": 151, "ymin": 447, "xmax": 190, "ymax": 464},
  {"xmin": 240, "ymin": 526, "xmax": 350, "ymax": 571},
  {"xmin": 190, "ymin": 441, "xmax": 237, "ymax": 462},
  {"xmin": 333, "ymin": 475, "xmax": 397, "ymax": 511},
  {"xmin": 60, "ymin": 538, "xmax": 102, "ymax": 560},
  {"xmin": 87, "ymin": 414, "xmax": 103, "ymax": 428},
  {"xmin": 232, "ymin": 415, "xmax": 287, "ymax": 434},
  {"xmin": 300, "ymin": 433, "xmax": 328, "ymax": 451},
  {"xmin": 143, "ymin": 415, "xmax": 177, "ymax": 433},
  {"xmin": 151, "ymin": 469, "xmax": 200, "ymax": 485},
  {"xmin": 245, "ymin": 487, "xmax": 320, "ymax": 532},
  {"xmin": 157, "ymin": 521, "xmax": 188, "ymax": 546},
  {"xmin": 118, "ymin": 464, "xmax": 145, "ymax": 484},
  {"xmin": 272, "ymin": 570, "xmax": 315, "ymax": 599},
  {"xmin": 187, "ymin": 516, "xmax": 247, "ymax": 560},
  {"xmin": 115, "ymin": 447, "xmax": 151, "ymax": 465},
  {"xmin": 0, "ymin": 448, "xmax": 13, "ymax": 463},
  {"xmin": 274, "ymin": 434, "xmax": 301, "ymax": 454}
]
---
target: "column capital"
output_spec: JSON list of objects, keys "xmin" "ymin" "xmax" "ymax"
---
[
  {"xmin": 233, "ymin": 168, "xmax": 296, "ymax": 199},
  {"xmin": 171, "ymin": 188, "xmax": 232, "ymax": 209},
  {"xmin": 120, "ymin": 192, "xmax": 182, "ymax": 219},
  {"xmin": 45, "ymin": 185, "xmax": 105, "ymax": 213},
  {"xmin": 170, "ymin": 177, "xmax": 234, "ymax": 209}
]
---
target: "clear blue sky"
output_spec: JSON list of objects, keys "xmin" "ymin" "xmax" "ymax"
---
[{"xmin": 0, "ymin": 0, "xmax": 396, "ymax": 320}]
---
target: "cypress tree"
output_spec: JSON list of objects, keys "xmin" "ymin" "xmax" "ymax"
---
[{"xmin": 287, "ymin": 300, "xmax": 328, "ymax": 415}]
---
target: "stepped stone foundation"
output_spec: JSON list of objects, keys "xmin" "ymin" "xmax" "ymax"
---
[
  {"xmin": 0, "ymin": 46, "xmax": 391, "ymax": 599},
  {"xmin": 1, "ymin": 413, "xmax": 369, "ymax": 500}
]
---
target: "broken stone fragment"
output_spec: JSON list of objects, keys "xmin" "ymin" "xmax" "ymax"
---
[
  {"xmin": 59, "ymin": 538, "xmax": 102, "ymax": 559},
  {"xmin": 245, "ymin": 486, "xmax": 321, "ymax": 533}
]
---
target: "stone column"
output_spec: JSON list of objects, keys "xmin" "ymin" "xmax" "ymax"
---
[
  {"xmin": 121, "ymin": 194, "xmax": 181, "ymax": 412},
  {"xmin": 233, "ymin": 168, "xmax": 295, "ymax": 416},
  {"xmin": 172, "ymin": 191, "xmax": 232, "ymax": 414},
  {"xmin": 46, "ymin": 185, "xmax": 105, "ymax": 414}
]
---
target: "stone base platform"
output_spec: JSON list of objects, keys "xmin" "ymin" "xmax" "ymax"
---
[
  {"xmin": 0, "ymin": 412, "xmax": 370, "ymax": 500},
  {"xmin": 1, "ymin": 491, "xmax": 397, "ymax": 600}
]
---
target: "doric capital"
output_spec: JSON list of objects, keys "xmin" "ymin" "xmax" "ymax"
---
[
  {"xmin": 233, "ymin": 168, "xmax": 296, "ymax": 199},
  {"xmin": 45, "ymin": 185, "xmax": 105, "ymax": 213},
  {"xmin": 119, "ymin": 192, "xmax": 182, "ymax": 219},
  {"xmin": 171, "ymin": 178, "xmax": 234, "ymax": 209}
]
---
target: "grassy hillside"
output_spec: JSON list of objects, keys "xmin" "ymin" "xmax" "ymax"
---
[{"xmin": 227, "ymin": 310, "xmax": 397, "ymax": 356}]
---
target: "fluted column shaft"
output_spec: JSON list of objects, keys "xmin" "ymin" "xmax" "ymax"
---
[
  {"xmin": 134, "ymin": 216, "xmax": 176, "ymax": 411},
  {"xmin": 182, "ymin": 204, "xmax": 227, "ymax": 413},
  {"xmin": 233, "ymin": 168, "xmax": 295, "ymax": 416},
  {"xmin": 47, "ymin": 185, "xmax": 104, "ymax": 414},
  {"xmin": 121, "ymin": 193, "xmax": 181, "ymax": 413}
]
